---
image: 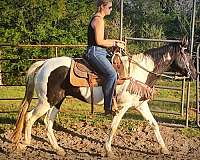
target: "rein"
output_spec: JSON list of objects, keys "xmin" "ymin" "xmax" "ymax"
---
[
  {"xmin": 123, "ymin": 50, "xmax": 183, "ymax": 80},
  {"xmin": 128, "ymin": 55, "xmax": 175, "ymax": 79},
  {"xmin": 180, "ymin": 48, "xmax": 191, "ymax": 77}
]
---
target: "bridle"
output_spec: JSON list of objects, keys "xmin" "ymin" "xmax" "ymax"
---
[
  {"xmin": 120, "ymin": 45, "xmax": 192, "ymax": 81},
  {"xmin": 180, "ymin": 46, "xmax": 192, "ymax": 77},
  {"xmin": 127, "ymin": 55, "xmax": 176, "ymax": 79},
  {"xmin": 122, "ymin": 51, "xmax": 180, "ymax": 80}
]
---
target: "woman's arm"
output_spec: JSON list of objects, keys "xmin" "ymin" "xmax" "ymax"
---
[{"xmin": 92, "ymin": 17, "xmax": 125, "ymax": 49}]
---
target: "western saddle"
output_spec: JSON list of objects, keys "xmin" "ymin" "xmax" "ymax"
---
[
  {"xmin": 70, "ymin": 53, "xmax": 155, "ymax": 114},
  {"xmin": 70, "ymin": 53, "xmax": 125, "ymax": 114}
]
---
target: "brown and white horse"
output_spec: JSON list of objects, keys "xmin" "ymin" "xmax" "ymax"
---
[{"xmin": 11, "ymin": 40, "xmax": 197, "ymax": 156}]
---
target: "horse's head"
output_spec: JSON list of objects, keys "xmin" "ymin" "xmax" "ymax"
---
[{"xmin": 172, "ymin": 38, "xmax": 197, "ymax": 80}]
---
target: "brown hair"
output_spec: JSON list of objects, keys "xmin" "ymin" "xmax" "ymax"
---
[{"xmin": 96, "ymin": 0, "xmax": 112, "ymax": 7}]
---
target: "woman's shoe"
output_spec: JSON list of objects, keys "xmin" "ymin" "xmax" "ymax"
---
[{"xmin": 104, "ymin": 110, "xmax": 112, "ymax": 116}]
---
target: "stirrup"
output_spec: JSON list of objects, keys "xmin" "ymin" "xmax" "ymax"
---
[{"xmin": 112, "ymin": 97, "xmax": 119, "ymax": 114}]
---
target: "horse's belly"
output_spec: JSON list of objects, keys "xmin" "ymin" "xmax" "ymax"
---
[{"xmin": 79, "ymin": 87, "xmax": 104, "ymax": 105}]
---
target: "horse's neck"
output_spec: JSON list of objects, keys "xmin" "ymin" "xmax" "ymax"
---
[
  {"xmin": 145, "ymin": 48, "xmax": 175, "ymax": 87},
  {"xmin": 121, "ymin": 45, "xmax": 178, "ymax": 88},
  {"xmin": 116, "ymin": 54, "xmax": 154, "ymax": 97},
  {"xmin": 130, "ymin": 53, "xmax": 155, "ymax": 83},
  {"xmin": 129, "ymin": 50, "xmax": 175, "ymax": 87}
]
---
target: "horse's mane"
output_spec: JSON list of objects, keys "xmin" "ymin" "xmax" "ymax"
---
[
  {"xmin": 131, "ymin": 53, "xmax": 145, "ymax": 63},
  {"xmin": 144, "ymin": 43, "xmax": 180, "ymax": 87},
  {"xmin": 130, "ymin": 43, "xmax": 180, "ymax": 65},
  {"xmin": 144, "ymin": 43, "xmax": 180, "ymax": 64}
]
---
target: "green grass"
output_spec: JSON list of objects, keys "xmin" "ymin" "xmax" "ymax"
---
[
  {"xmin": 0, "ymin": 80, "xmax": 200, "ymax": 137},
  {"xmin": 180, "ymin": 128, "xmax": 200, "ymax": 138},
  {"xmin": 0, "ymin": 86, "xmax": 25, "ymax": 98}
]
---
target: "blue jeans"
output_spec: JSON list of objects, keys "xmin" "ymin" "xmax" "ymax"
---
[{"xmin": 85, "ymin": 46, "xmax": 117, "ymax": 112}]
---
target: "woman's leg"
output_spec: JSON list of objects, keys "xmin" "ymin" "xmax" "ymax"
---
[{"xmin": 85, "ymin": 46, "xmax": 117, "ymax": 113}]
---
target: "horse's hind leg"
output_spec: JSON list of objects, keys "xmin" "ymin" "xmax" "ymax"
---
[
  {"xmin": 44, "ymin": 100, "xmax": 65, "ymax": 156},
  {"xmin": 135, "ymin": 101, "xmax": 169, "ymax": 154},
  {"xmin": 24, "ymin": 99, "xmax": 50, "ymax": 146}
]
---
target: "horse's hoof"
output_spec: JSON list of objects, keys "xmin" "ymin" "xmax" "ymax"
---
[
  {"xmin": 15, "ymin": 143, "xmax": 27, "ymax": 151},
  {"xmin": 56, "ymin": 148, "xmax": 65, "ymax": 156},
  {"xmin": 161, "ymin": 147, "xmax": 170, "ymax": 155},
  {"xmin": 104, "ymin": 143, "xmax": 115, "ymax": 158},
  {"xmin": 105, "ymin": 150, "xmax": 115, "ymax": 158}
]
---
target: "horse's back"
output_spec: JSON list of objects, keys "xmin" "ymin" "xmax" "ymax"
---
[
  {"xmin": 34, "ymin": 56, "xmax": 72, "ymax": 96},
  {"xmin": 36, "ymin": 56, "xmax": 72, "ymax": 78}
]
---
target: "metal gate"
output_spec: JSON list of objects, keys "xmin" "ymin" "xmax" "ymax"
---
[
  {"xmin": 196, "ymin": 43, "xmax": 200, "ymax": 127},
  {"xmin": 125, "ymin": 37, "xmax": 190, "ymax": 127},
  {"xmin": 0, "ymin": 42, "xmax": 195, "ymax": 128}
]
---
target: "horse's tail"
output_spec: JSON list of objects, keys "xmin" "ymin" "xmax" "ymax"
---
[{"xmin": 11, "ymin": 60, "xmax": 45, "ymax": 144}]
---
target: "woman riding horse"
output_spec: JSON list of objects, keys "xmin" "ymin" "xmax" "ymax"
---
[{"xmin": 85, "ymin": 0, "xmax": 125, "ymax": 115}]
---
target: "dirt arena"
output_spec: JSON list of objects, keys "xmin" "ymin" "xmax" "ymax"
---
[{"xmin": 0, "ymin": 121, "xmax": 200, "ymax": 160}]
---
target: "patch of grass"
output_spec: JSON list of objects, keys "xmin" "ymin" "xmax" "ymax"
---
[
  {"xmin": 0, "ymin": 86, "xmax": 25, "ymax": 98},
  {"xmin": 0, "ymin": 80, "xmax": 198, "ymax": 133},
  {"xmin": 180, "ymin": 128, "xmax": 200, "ymax": 138},
  {"xmin": 149, "ymin": 101, "xmax": 181, "ymax": 113}
]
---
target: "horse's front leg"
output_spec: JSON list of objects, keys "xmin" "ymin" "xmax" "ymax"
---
[
  {"xmin": 135, "ymin": 101, "xmax": 170, "ymax": 154},
  {"xmin": 105, "ymin": 104, "xmax": 130, "ymax": 157}
]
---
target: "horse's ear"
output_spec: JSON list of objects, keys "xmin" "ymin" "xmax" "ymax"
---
[{"xmin": 181, "ymin": 36, "xmax": 189, "ymax": 47}]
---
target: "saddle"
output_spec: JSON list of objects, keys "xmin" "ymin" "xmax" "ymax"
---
[
  {"xmin": 69, "ymin": 53, "xmax": 126, "ymax": 114},
  {"xmin": 70, "ymin": 58, "xmax": 103, "ymax": 87},
  {"xmin": 70, "ymin": 53, "xmax": 126, "ymax": 87}
]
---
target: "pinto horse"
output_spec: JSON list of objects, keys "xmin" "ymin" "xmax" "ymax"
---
[{"xmin": 11, "ymin": 39, "xmax": 197, "ymax": 156}]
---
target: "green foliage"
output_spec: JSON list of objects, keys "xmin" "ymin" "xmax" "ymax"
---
[
  {"xmin": 0, "ymin": 0, "xmax": 96, "ymax": 84},
  {"xmin": 0, "ymin": 0, "xmax": 198, "ymax": 84},
  {"xmin": 123, "ymin": 0, "xmax": 190, "ymax": 38}
]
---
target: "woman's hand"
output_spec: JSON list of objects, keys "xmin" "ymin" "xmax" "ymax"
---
[{"xmin": 114, "ymin": 40, "xmax": 126, "ymax": 50}]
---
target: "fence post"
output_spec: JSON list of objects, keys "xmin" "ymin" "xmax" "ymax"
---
[
  {"xmin": 0, "ymin": 50, "xmax": 2, "ymax": 85},
  {"xmin": 55, "ymin": 47, "xmax": 58, "ymax": 57}
]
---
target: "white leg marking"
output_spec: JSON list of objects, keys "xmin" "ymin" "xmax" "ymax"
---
[
  {"xmin": 44, "ymin": 107, "xmax": 65, "ymax": 155},
  {"xmin": 135, "ymin": 101, "xmax": 169, "ymax": 154},
  {"xmin": 105, "ymin": 105, "xmax": 130, "ymax": 157},
  {"xmin": 24, "ymin": 99, "xmax": 50, "ymax": 145}
]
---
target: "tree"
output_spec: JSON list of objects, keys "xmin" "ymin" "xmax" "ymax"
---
[{"xmin": 0, "ymin": 0, "xmax": 199, "ymax": 84}]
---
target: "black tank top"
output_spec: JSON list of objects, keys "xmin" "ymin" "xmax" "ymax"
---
[{"xmin": 87, "ymin": 16, "xmax": 102, "ymax": 47}]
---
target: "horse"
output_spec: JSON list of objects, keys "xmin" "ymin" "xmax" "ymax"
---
[{"xmin": 11, "ymin": 39, "xmax": 197, "ymax": 157}]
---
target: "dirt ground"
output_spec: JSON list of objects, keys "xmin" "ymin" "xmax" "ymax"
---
[{"xmin": 0, "ymin": 122, "xmax": 200, "ymax": 160}]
